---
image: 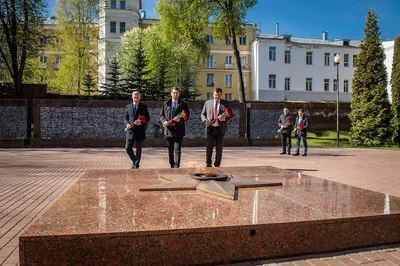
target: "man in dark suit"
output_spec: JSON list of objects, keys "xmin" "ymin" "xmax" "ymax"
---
[
  {"xmin": 293, "ymin": 109, "xmax": 309, "ymax": 156},
  {"xmin": 278, "ymin": 107, "xmax": 293, "ymax": 155},
  {"xmin": 124, "ymin": 91, "xmax": 150, "ymax": 169},
  {"xmin": 160, "ymin": 87, "xmax": 190, "ymax": 168},
  {"xmin": 201, "ymin": 87, "xmax": 233, "ymax": 167}
]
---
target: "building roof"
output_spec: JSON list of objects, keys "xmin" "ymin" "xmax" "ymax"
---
[{"xmin": 256, "ymin": 33, "xmax": 361, "ymax": 48}]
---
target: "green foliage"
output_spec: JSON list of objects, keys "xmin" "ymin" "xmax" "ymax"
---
[
  {"xmin": 119, "ymin": 25, "xmax": 201, "ymax": 101},
  {"xmin": 0, "ymin": 0, "xmax": 47, "ymax": 97},
  {"xmin": 100, "ymin": 57, "xmax": 127, "ymax": 99},
  {"xmin": 50, "ymin": 0, "xmax": 98, "ymax": 94},
  {"xmin": 155, "ymin": 0, "xmax": 258, "ymax": 103},
  {"xmin": 179, "ymin": 68, "xmax": 201, "ymax": 101},
  {"xmin": 391, "ymin": 35, "xmax": 400, "ymax": 145},
  {"xmin": 119, "ymin": 28, "xmax": 151, "ymax": 98},
  {"xmin": 83, "ymin": 71, "xmax": 96, "ymax": 96},
  {"xmin": 349, "ymin": 9, "xmax": 394, "ymax": 147}
]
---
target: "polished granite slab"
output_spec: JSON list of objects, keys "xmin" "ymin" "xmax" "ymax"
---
[{"xmin": 20, "ymin": 166, "xmax": 400, "ymax": 265}]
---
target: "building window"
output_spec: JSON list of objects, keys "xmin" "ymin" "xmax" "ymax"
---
[
  {"xmin": 225, "ymin": 74, "xmax": 232, "ymax": 88},
  {"xmin": 344, "ymin": 54, "xmax": 349, "ymax": 67},
  {"xmin": 110, "ymin": 21, "xmax": 116, "ymax": 33},
  {"xmin": 306, "ymin": 78, "xmax": 312, "ymax": 91},
  {"xmin": 56, "ymin": 57, "xmax": 61, "ymax": 64},
  {"xmin": 111, "ymin": 0, "xmax": 116, "ymax": 8},
  {"xmin": 207, "ymin": 93, "xmax": 213, "ymax": 100},
  {"xmin": 0, "ymin": 74, "xmax": 6, "ymax": 81},
  {"xmin": 343, "ymin": 80, "xmax": 349, "ymax": 92},
  {"xmin": 306, "ymin": 52, "xmax": 313, "ymax": 65},
  {"xmin": 120, "ymin": 0, "xmax": 126, "ymax": 9},
  {"xmin": 208, "ymin": 35, "xmax": 214, "ymax": 43},
  {"xmin": 207, "ymin": 74, "xmax": 214, "ymax": 87},
  {"xmin": 285, "ymin": 77, "xmax": 290, "ymax": 91},
  {"xmin": 225, "ymin": 93, "xmax": 232, "ymax": 100},
  {"xmin": 269, "ymin": 74, "xmax": 276, "ymax": 89},
  {"xmin": 39, "ymin": 76, "xmax": 44, "ymax": 82},
  {"xmin": 120, "ymin": 22, "xmax": 126, "ymax": 33},
  {"xmin": 325, "ymin": 53, "xmax": 330, "ymax": 66},
  {"xmin": 284, "ymin": 50, "xmax": 291, "ymax": 64},
  {"xmin": 206, "ymin": 55, "xmax": 214, "ymax": 68},
  {"xmin": 269, "ymin": 47, "xmax": 276, "ymax": 61},
  {"xmin": 324, "ymin": 78, "xmax": 330, "ymax": 91},
  {"xmin": 40, "ymin": 38, "xmax": 47, "ymax": 46},
  {"xmin": 353, "ymin": 55, "xmax": 358, "ymax": 67},
  {"xmin": 226, "ymin": 38, "xmax": 231, "ymax": 45},
  {"xmin": 225, "ymin": 56, "xmax": 232, "ymax": 64},
  {"xmin": 333, "ymin": 79, "xmax": 338, "ymax": 92},
  {"xmin": 239, "ymin": 36, "xmax": 246, "ymax": 45},
  {"xmin": 39, "ymin": 56, "xmax": 47, "ymax": 64}
]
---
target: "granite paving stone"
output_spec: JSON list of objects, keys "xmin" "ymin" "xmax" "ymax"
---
[{"xmin": 0, "ymin": 147, "xmax": 399, "ymax": 266}]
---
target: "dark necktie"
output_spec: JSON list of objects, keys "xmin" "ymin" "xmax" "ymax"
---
[
  {"xmin": 172, "ymin": 101, "xmax": 176, "ymax": 117},
  {"xmin": 133, "ymin": 104, "xmax": 137, "ymax": 115}
]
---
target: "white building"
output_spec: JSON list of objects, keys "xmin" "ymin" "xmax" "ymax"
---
[
  {"xmin": 98, "ymin": 0, "xmax": 142, "ymax": 85},
  {"xmin": 251, "ymin": 32, "xmax": 360, "ymax": 102},
  {"xmin": 383, "ymin": 40, "xmax": 395, "ymax": 103}
]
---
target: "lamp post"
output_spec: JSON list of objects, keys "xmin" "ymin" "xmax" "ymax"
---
[{"xmin": 334, "ymin": 53, "xmax": 341, "ymax": 147}]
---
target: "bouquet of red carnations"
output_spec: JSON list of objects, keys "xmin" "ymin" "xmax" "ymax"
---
[
  {"xmin": 278, "ymin": 119, "xmax": 292, "ymax": 133},
  {"xmin": 124, "ymin": 115, "xmax": 147, "ymax": 131},
  {"xmin": 213, "ymin": 105, "xmax": 232, "ymax": 123},
  {"xmin": 168, "ymin": 110, "xmax": 189, "ymax": 127}
]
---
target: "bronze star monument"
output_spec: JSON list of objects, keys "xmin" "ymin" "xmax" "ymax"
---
[{"xmin": 140, "ymin": 172, "xmax": 282, "ymax": 200}]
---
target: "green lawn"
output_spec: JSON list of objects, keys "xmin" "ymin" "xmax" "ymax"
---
[
  {"xmin": 290, "ymin": 131, "xmax": 399, "ymax": 149},
  {"xmin": 291, "ymin": 130, "xmax": 351, "ymax": 147}
]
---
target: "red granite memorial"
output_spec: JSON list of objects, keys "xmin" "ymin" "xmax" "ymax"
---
[{"xmin": 19, "ymin": 166, "xmax": 400, "ymax": 265}]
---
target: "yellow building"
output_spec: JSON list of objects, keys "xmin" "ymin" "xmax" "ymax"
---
[
  {"xmin": 34, "ymin": 14, "xmax": 256, "ymax": 100},
  {"xmin": 198, "ymin": 24, "xmax": 257, "ymax": 101}
]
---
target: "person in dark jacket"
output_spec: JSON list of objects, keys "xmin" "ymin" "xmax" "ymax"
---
[
  {"xmin": 293, "ymin": 109, "xmax": 309, "ymax": 156},
  {"xmin": 160, "ymin": 87, "xmax": 190, "ymax": 168},
  {"xmin": 124, "ymin": 91, "xmax": 150, "ymax": 169},
  {"xmin": 278, "ymin": 107, "xmax": 293, "ymax": 155}
]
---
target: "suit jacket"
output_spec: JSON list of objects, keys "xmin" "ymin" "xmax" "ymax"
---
[
  {"xmin": 201, "ymin": 99, "xmax": 232, "ymax": 135},
  {"xmin": 294, "ymin": 115, "xmax": 309, "ymax": 137},
  {"xmin": 278, "ymin": 113, "xmax": 293, "ymax": 134},
  {"xmin": 159, "ymin": 99, "xmax": 190, "ymax": 138},
  {"xmin": 124, "ymin": 101, "xmax": 150, "ymax": 140}
]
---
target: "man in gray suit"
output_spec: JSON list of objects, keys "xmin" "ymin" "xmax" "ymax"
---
[{"xmin": 201, "ymin": 87, "xmax": 233, "ymax": 167}]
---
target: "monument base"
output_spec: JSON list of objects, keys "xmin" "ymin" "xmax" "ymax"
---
[{"xmin": 20, "ymin": 167, "xmax": 400, "ymax": 265}]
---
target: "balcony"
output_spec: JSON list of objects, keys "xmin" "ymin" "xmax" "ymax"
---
[
  {"xmin": 39, "ymin": 63, "xmax": 47, "ymax": 69},
  {"xmin": 242, "ymin": 64, "xmax": 249, "ymax": 70},
  {"xmin": 224, "ymin": 63, "xmax": 235, "ymax": 69}
]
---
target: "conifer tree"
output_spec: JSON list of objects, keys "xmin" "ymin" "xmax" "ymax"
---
[
  {"xmin": 391, "ymin": 35, "xmax": 400, "ymax": 146},
  {"xmin": 179, "ymin": 69, "xmax": 200, "ymax": 101},
  {"xmin": 349, "ymin": 9, "xmax": 393, "ymax": 147},
  {"xmin": 101, "ymin": 57, "xmax": 126, "ymax": 99},
  {"xmin": 83, "ymin": 71, "xmax": 96, "ymax": 96},
  {"xmin": 148, "ymin": 61, "xmax": 170, "ymax": 100}
]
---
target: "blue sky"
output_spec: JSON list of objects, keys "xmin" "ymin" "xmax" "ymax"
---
[{"xmin": 49, "ymin": 0, "xmax": 399, "ymax": 40}]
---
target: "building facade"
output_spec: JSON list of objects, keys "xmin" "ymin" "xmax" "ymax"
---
[{"xmin": 251, "ymin": 33, "xmax": 361, "ymax": 102}]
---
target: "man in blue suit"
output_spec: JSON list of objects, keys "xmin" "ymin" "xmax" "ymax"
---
[{"xmin": 124, "ymin": 91, "xmax": 150, "ymax": 169}]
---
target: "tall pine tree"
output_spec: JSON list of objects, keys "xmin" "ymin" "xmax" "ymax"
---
[
  {"xmin": 119, "ymin": 28, "xmax": 151, "ymax": 98},
  {"xmin": 391, "ymin": 35, "xmax": 400, "ymax": 146},
  {"xmin": 83, "ymin": 71, "xmax": 97, "ymax": 96},
  {"xmin": 349, "ymin": 9, "xmax": 393, "ymax": 147},
  {"xmin": 148, "ymin": 61, "xmax": 170, "ymax": 100},
  {"xmin": 179, "ymin": 69, "xmax": 200, "ymax": 101},
  {"xmin": 101, "ymin": 57, "xmax": 126, "ymax": 99}
]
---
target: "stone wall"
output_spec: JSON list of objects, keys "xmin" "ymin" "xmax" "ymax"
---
[
  {"xmin": 0, "ymin": 99, "xmax": 28, "ymax": 147},
  {"xmin": 0, "ymin": 99, "xmax": 350, "ymax": 147}
]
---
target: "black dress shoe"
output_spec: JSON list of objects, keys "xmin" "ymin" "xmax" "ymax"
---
[
  {"xmin": 214, "ymin": 165, "xmax": 220, "ymax": 167},
  {"xmin": 302, "ymin": 154, "xmax": 307, "ymax": 156},
  {"xmin": 206, "ymin": 165, "xmax": 212, "ymax": 168},
  {"xmin": 280, "ymin": 152, "xmax": 286, "ymax": 155},
  {"xmin": 292, "ymin": 153, "xmax": 300, "ymax": 156}
]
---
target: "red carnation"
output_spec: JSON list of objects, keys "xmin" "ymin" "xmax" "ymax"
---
[
  {"xmin": 298, "ymin": 123, "xmax": 304, "ymax": 130},
  {"xmin": 138, "ymin": 115, "xmax": 146, "ymax": 123}
]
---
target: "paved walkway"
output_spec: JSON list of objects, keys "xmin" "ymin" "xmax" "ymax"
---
[{"xmin": 0, "ymin": 147, "xmax": 399, "ymax": 265}]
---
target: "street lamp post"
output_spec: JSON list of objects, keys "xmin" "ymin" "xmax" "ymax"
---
[{"xmin": 334, "ymin": 53, "xmax": 341, "ymax": 147}]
